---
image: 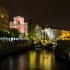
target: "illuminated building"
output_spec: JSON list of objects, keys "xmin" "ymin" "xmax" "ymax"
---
[
  {"xmin": 10, "ymin": 16, "xmax": 28, "ymax": 35},
  {"xmin": 41, "ymin": 28, "xmax": 56, "ymax": 40},
  {"xmin": 34, "ymin": 24, "xmax": 42, "ymax": 41},
  {"xmin": 33, "ymin": 24, "xmax": 61, "ymax": 41},
  {"xmin": 60, "ymin": 30, "xmax": 70, "ymax": 40},
  {"xmin": 30, "ymin": 24, "xmax": 70, "ymax": 41},
  {"xmin": 42, "ymin": 27, "xmax": 70, "ymax": 40},
  {"xmin": 41, "ymin": 25, "xmax": 61, "ymax": 41},
  {"xmin": 0, "ymin": 5, "xmax": 9, "ymax": 30}
]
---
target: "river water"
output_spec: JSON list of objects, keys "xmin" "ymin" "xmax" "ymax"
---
[{"xmin": 0, "ymin": 50, "xmax": 69, "ymax": 70}]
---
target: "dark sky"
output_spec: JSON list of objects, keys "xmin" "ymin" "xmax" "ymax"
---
[{"xmin": 0, "ymin": 0, "xmax": 70, "ymax": 30}]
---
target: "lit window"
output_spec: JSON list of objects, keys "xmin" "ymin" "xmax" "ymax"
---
[{"xmin": 1, "ymin": 14, "xmax": 4, "ymax": 18}]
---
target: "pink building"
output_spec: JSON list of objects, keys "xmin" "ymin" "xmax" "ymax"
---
[{"xmin": 10, "ymin": 16, "xmax": 28, "ymax": 35}]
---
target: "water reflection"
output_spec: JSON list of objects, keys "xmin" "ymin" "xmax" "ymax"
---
[
  {"xmin": 40, "ymin": 51, "xmax": 52, "ymax": 70},
  {"xmin": 0, "ymin": 50, "xmax": 67, "ymax": 70},
  {"xmin": 17, "ymin": 56, "xmax": 25, "ymax": 70},
  {"xmin": 9, "ymin": 58, "xmax": 13, "ymax": 70},
  {"xmin": 29, "ymin": 50, "xmax": 52, "ymax": 70},
  {"xmin": 29, "ymin": 51, "xmax": 36, "ymax": 69}
]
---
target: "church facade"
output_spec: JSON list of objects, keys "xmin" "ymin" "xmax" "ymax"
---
[{"xmin": 10, "ymin": 16, "xmax": 28, "ymax": 35}]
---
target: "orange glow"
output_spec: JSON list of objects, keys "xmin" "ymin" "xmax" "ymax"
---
[{"xmin": 61, "ymin": 30, "xmax": 70, "ymax": 40}]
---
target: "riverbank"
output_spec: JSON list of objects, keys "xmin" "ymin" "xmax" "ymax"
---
[{"xmin": 0, "ymin": 40, "xmax": 31, "ymax": 58}]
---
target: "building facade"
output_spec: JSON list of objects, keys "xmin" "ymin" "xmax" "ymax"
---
[
  {"xmin": 10, "ymin": 16, "xmax": 28, "ymax": 35},
  {"xmin": 33, "ymin": 24, "xmax": 61, "ymax": 41},
  {"xmin": 41, "ymin": 28, "xmax": 56, "ymax": 40},
  {"xmin": 60, "ymin": 30, "xmax": 70, "ymax": 40},
  {"xmin": 0, "ymin": 5, "xmax": 9, "ymax": 30}
]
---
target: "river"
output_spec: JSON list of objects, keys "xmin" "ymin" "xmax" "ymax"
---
[{"xmin": 0, "ymin": 50, "xmax": 69, "ymax": 70}]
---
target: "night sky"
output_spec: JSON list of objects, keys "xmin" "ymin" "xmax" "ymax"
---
[{"xmin": 0, "ymin": 0, "xmax": 70, "ymax": 30}]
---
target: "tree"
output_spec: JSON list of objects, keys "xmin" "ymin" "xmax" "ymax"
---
[
  {"xmin": 45, "ymin": 32, "xmax": 49, "ymax": 40},
  {"xmin": 0, "ymin": 30, "xmax": 3, "ymax": 37},
  {"xmin": 0, "ymin": 30, "xmax": 9, "ymax": 37},
  {"xmin": 9, "ymin": 28, "xmax": 20, "ymax": 38}
]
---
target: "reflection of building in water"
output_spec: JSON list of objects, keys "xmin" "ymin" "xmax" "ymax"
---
[
  {"xmin": 40, "ymin": 51, "xmax": 52, "ymax": 70},
  {"xmin": 17, "ymin": 56, "xmax": 25, "ymax": 70},
  {"xmin": 29, "ymin": 51, "xmax": 36, "ymax": 68},
  {"xmin": 10, "ymin": 16, "xmax": 28, "ymax": 35},
  {"xmin": 29, "ymin": 51, "xmax": 52, "ymax": 70}
]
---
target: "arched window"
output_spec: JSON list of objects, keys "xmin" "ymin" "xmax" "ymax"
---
[{"xmin": 18, "ymin": 21, "xmax": 20, "ymax": 25}]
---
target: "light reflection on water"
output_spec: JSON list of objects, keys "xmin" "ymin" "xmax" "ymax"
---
[
  {"xmin": 17, "ymin": 56, "xmax": 25, "ymax": 70},
  {"xmin": 29, "ymin": 51, "xmax": 36, "ymax": 69},
  {"xmin": 40, "ymin": 51, "xmax": 52, "ymax": 70},
  {"xmin": 0, "ymin": 50, "xmax": 67, "ymax": 70},
  {"xmin": 29, "ymin": 50, "xmax": 52, "ymax": 70},
  {"xmin": 9, "ymin": 58, "xmax": 13, "ymax": 70}
]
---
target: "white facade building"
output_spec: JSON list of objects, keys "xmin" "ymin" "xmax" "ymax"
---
[
  {"xmin": 10, "ymin": 16, "xmax": 28, "ymax": 35},
  {"xmin": 41, "ymin": 28, "xmax": 55, "ymax": 40}
]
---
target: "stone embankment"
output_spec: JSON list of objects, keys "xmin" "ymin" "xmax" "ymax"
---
[{"xmin": 0, "ymin": 40, "xmax": 31, "ymax": 58}]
